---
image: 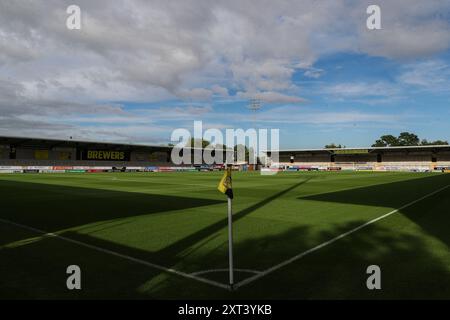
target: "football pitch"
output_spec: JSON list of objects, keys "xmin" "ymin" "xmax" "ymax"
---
[{"xmin": 1, "ymin": 171, "xmax": 449, "ymax": 299}]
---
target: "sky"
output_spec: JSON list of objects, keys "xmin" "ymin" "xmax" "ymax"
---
[{"xmin": 0, "ymin": 0, "xmax": 449, "ymax": 149}]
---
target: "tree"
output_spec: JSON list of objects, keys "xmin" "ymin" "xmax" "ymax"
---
[
  {"xmin": 324, "ymin": 143, "xmax": 342, "ymax": 149},
  {"xmin": 397, "ymin": 132, "xmax": 420, "ymax": 146},
  {"xmin": 372, "ymin": 140, "xmax": 387, "ymax": 147},
  {"xmin": 186, "ymin": 138, "xmax": 211, "ymax": 148},
  {"xmin": 372, "ymin": 132, "xmax": 448, "ymax": 147},
  {"xmin": 421, "ymin": 139, "xmax": 449, "ymax": 146},
  {"xmin": 432, "ymin": 140, "xmax": 448, "ymax": 145},
  {"xmin": 372, "ymin": 135, "xmax": 399, "ymax": 147},
  {"xmin": 215, "ymin": 143, "xmax": 231, "ymax": 151}
]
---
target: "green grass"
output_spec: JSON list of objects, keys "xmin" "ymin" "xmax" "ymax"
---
[{"xmin": 1, "ymin": 171, "xmax": 449, "ymax": 299}]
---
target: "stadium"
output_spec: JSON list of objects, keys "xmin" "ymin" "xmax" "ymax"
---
[
  {"xmin": 2, "ymin": 0, "xmax": 450, "ymax": 309},
  {"xmin": 2, "ymin": 135, "xmax": 450, "ymax": 173},
  {"xmin": 1, "ymin": 135, "xmax": 450, "ymax": 300}
]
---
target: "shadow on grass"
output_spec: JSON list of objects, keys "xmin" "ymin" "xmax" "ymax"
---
[
  {"xmin": 232, "ymin": 220, "xmax": 450, "ymax": 299},
  {"xmin": 3, "ymin": 174, "xmax": 449, "ymax": 298},
  {"xmin": 0, "ymin": 179, "xmax": 222, "ymax": 245},
  {"xmin": 299, "ymin": 173, "xmax": 450, "ymax": 247},
  {"xmin": 0, "ymin": 176, "xmax": 316, "ymax": 299},
  {"xmin": 2, "ymin": 217, "xmax": 449, "ymax": 299},
  {"xmin": 152, "ymin": 177, "xmax": 315, "ymax": 263}
]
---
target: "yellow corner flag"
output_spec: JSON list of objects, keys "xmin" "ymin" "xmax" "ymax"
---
[
  {"xmin": 218, "ymin": 167, "xmax": 233, "ymax": 199},
  {"xmin": 219, "ymin": 166, "xmax": 235, "ymax": 288}
]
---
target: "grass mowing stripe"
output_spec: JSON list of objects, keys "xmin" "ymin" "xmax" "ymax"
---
[
  {"xmin": 234, "ymin": 184, "xmax": 450, "ymax": 289},
  {"xmin": 0, "ymin": 217, "xmax": 230, "ymax": 290}
]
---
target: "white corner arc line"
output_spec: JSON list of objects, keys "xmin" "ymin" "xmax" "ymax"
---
[
  {"xmin": 0, "ymin": 218, "xmax": 230, "ymax": 290},
  {"xmin": 234, "ymin": 184, "xmax": 450, "ymax": 289}
]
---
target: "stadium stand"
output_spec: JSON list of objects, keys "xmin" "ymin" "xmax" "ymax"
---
[
  {"xmin": 0, "ymin": 136, "xmax": 175, "ymax": 173},
  {"xmin": 266, "ymin": 145, "xmax": 450, "ymax": 172},
  {"xmin": 2, "ymin": 136, "xmax": 449, "ymax": 174},
  {"xmin": 0, "ymin": 136, "xmax": 235, "ymax": 173}
]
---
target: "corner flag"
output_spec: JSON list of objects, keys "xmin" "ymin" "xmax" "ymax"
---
[
  {"xmin": 218, "ymin": 166, "xmax": 234, "ymax": 289},
  {"xmin": 218, "ymin": 167, "xmax": 233, "ymax": 199}
]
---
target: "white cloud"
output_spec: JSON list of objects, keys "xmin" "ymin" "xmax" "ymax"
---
[
  {"xmin": 237, "ymin": 91, "xmax": 305, "ymax": 104},
  {"xmin": 357, "ymin": 2, "xmax": 450, "ymax": 59},
  {"xmin": 175, "ymin": 88, "xmax": 213, "ymax": 101},
  {"xmin": 323, "ymin": 82, "xmax": 400, "ymax": 98},
  {"xmin": 303, "ymin": 68, "xmax": 324, "ymax": 79},
  {"xmin": 253, "ymin": 106, "xmax": 399, "ymax": 125},
  {"xmin": 1, "ymin": 0, "xmax": 450, "ymax": 141},
  {"xmin": 2, "ymin": 0, "xmax": 448, "ymax": 101},
  {"xmin": 397, "ymin": 60, "xmax": 450, "ymax": 91},
  {"xmin": 211, "ymin": 85, "xmax": 229, "ymax": 97}
]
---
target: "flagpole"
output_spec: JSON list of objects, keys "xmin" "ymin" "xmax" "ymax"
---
[{"xmin": 227, "ymin": 196, "xmax": 234, "ymax": 290}]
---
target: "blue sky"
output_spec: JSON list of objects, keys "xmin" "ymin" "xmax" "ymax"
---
[
  {"xmin": 1, "ymin": 1, "xmax": 449, "ymax": 148},
  {"xmin": 115, "ymin": 52, "xmax": 450, "ymax": 149}
]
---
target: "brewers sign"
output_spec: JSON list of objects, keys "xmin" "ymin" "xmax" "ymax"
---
[{"xmin": 81, "ymin": 150, "xmax": 130, "ymax": 161}]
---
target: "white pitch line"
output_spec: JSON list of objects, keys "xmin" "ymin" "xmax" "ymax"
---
[
  {"xmin": 0, "ymin": 218, "xmax": 229, "ymax": 290},
  {"xmin": 191, "ymin": 268, "xmax": 261, "ymax": 277},
  {"xmin": 234, "ymin": 184, "xmax": 450, "ymax": 289}
]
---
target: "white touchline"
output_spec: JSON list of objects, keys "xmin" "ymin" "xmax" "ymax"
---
[
  {"xmin": 0, "ymin": 218, "xmax": 229, "ymax": 290},
  {"xmin": 234, "ymin": 184, "xmax": 450, "ymax": 289}
]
